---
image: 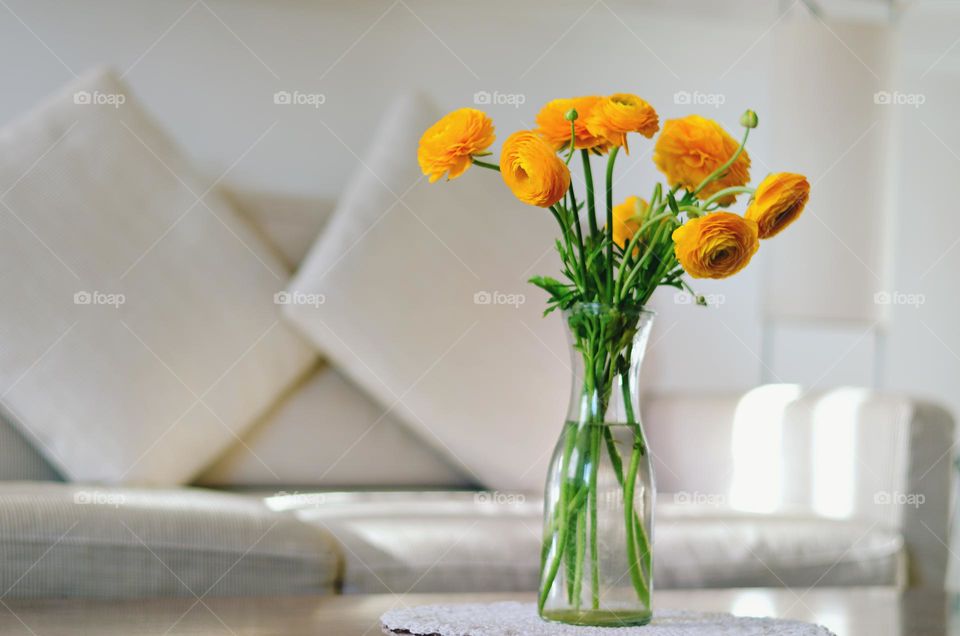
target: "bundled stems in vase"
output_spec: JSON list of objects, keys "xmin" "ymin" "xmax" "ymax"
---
[{"xmin": 538, "ymin": 308, "xmax": 653, "ymax": 618}]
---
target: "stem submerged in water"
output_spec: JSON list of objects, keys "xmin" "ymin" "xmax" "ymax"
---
[{"xmin": 539, "ymin": 308, "xmax": 654, "ymax": 625}]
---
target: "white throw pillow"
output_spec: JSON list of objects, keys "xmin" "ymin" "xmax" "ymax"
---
[
  {"xmin": 0, "ymin": 69, "xmax": 315, "ymax": 484},
  {"xmin": 283, "ymin": 93, "xmax": 569, "ymax": 491},
  {"xmin": 199, "ymin": 362, "xmax": 472, "ymax": 487}
]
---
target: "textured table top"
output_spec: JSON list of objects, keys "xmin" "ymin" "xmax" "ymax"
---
[
  {"xmin": 0, "ymin": 588, "xmax": 950, "ymax": 635},
  {"xmin": 380, "ymin": 602, "xmax": 835, "ymax": 635}
]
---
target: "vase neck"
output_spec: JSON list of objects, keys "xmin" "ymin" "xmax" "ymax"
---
[{"xmin": 562, "ymin": 306, "xmax": 654, "ymax": 426}]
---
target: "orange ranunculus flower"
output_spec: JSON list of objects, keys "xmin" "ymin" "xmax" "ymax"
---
[
  {"xmin": 418, "ymin": 108, "xmax": 495, "ymax": 183},
  {"xmin": 653, "ymin": 115, "xmax": 750, "ymax": 205},
  {"xmin": 536, "ymin": 96, "xmax": 609, "ymax": 153},
  {"xmin": 612, "ymin": 196, "xmax": 649, "ymax": 254},
  {"xmin": 672, "ymin": 212, "xmax": 759, "ymax": 279},
  {"xmin": 745, "ymin": 172, "xmax": 810, "ymax": 239},
  {"xmin": 500, "ymin": 131, "xmax": 571, "ymax": 208},
  {"xmin": 585, "ymin": 94, "xmax": 659, "ymax": 154}
]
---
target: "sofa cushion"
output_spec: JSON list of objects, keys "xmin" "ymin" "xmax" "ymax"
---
[
  {"xmin": 0, "ymin": 68, "xmax": 314, "ymax": 484},
  {"xmin": 0, "ymin": 483, "xmax": 339, "ymax": 599},
  {"xmin": 199, "ymin": 362, "xmax": 473, "ymax": 488},
  {"xmin": 273, "ymin": 491, "xmax": 904, "ymax": 594},
  {"xmin": 282, "ymin": 92, "xmax": 569, "ymax": 491}
]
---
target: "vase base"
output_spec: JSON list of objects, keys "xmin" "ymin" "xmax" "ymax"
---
[{"xmin": 540, "ymin": 607, "xmax": 652, "ymax": 627}]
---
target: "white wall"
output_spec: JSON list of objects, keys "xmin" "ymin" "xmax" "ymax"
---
[
  {"xmin": 884, "ymin": 3, "xmax": 960, "ymax": 418},
  {"xmin": 0, "ymin": 1, "xmax": 954, "ymax": 415}
]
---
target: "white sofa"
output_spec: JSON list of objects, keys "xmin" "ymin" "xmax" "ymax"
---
[
  {"xmin": 262, "ymin": 387, "xmax": 952, "ymax": 595},
  {"xmin": 0, "ymin": 376, "xmax": 951, "ymax": 598}
]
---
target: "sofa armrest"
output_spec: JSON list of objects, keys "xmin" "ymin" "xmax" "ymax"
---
[
  {"xmin": 643, "ymin": 385, "xmax": 955, "ymax": 588},
  {"xmin": 902, "ymin": 400, "xmax": 954, "ymax": 588}
]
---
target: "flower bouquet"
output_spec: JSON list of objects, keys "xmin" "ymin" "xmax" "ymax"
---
[{"xmin": 418, "ymin": 95, "xmax": 810, "ymax": 626}]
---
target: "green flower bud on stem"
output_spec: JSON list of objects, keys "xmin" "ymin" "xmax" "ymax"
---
[
  {"xmin": 565, "ymin": 109, "xmax": 579, "ymax": 122},
  {"xmin": 740, "ymin": 109, "xmax": 758, "ymax": 129}
]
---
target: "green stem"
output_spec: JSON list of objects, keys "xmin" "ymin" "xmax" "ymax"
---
[
  {"xmin": 549, "ymin": 205, "xmax": 585, "ymax": 293},
  {"xmin": 471, "ymin": 158, "xmax": 500, "ymax": 171},
  {"xmin": 604, "ymin": 146, "xmax": 620, "ymax": 303},
  {"xmin": 539, "ymin": 424, "xmax": 577, "ymax": 613},
  {"xmin": 572, "ymin": 501, "xmax": 586, "ymax": 608},
  {"xmin": 701, "ymin": 185, "xmax": 755, "ymax": 208},
  {"xmin": 623, "ymin": 446, "xmax": 647, "ymax": 605},
  {"xmin": 620, "ymin": 369, "xmax": 652, "ymax": 604},
  {"xmin": 568, "ymin": 186, "xmax": 589, "ymax": 293},
  {"xmin": 581, "ymin": 150, "xmax": 598, "ymax": 238},
  {"xmin": 565, "ymin": 425, "xmax": 591, "ymax": 603},
  {"xmin": 677, "ymin": 204, "xmax": 704, "ymax": 218},
  {"xmin": 589, "ymin": 427, "xmax": 601, "ymax": 610},
  {"xmin": 565, "ymin": 120, "xmax": 577, "ymax": 165},
  {"xmin": 565, "ymin": 499, "xmax": 578, "ymax": 602}
]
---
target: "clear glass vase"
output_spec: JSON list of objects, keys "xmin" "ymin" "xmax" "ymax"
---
[{"xmin": 538, "ymin": 303, "xmax": 655, "ymax": 626}]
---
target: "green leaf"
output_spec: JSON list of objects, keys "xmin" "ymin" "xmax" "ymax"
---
[
  {"xmin": 528, "ymin": 275, "xmax": 572, "ymax": 298},
  {"xmin": 667, "ymin": 192, "xmax": 680, "ymax": 215}
]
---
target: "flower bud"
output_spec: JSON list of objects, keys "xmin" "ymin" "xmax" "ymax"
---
[
  {"xmin": 564, "ymin": 109, "xmax": 579, "ymax": 122},
  {"xmin": 740, "ymin": 109, "xmax": 758, "ymax": 129}
]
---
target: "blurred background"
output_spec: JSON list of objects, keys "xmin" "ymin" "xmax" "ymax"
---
[{"xmin": 0, "ymin": 0, "xmax": 952, "ymax": 410}]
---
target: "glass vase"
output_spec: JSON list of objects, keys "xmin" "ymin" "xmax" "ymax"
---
[{"xmin": 538, "ymin": 303, "xmax": 655, "ymax": 626}]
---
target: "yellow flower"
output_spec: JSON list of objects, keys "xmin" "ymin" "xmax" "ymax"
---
[
  {"xmin": 500, "ymin": 131, "xmax": 571, "ymax": 208},
  {"xmin": 672, "ymin": 212, "xmax": 759, "ymax": 279},
  {"xmin": 745, "ymin": 172, "xmax": 810, "ymax": 239},
  {"xmin": 418, "ymin": 108, "xmax": 496, "ymax": 183},
  {"xmin": 653, "ymin": 115, "xmax": 750, "ymax": 205},
  {"xmin": 585, "ymin": 94, "xmax": 659, "ymax": 154},
  {"xmin": 536, "ymin": 96, "xmax": 609, "ymax": 153},
  {"xmin": 612, "ymin": 196, "xmax": 649, "ymax": 254}
]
